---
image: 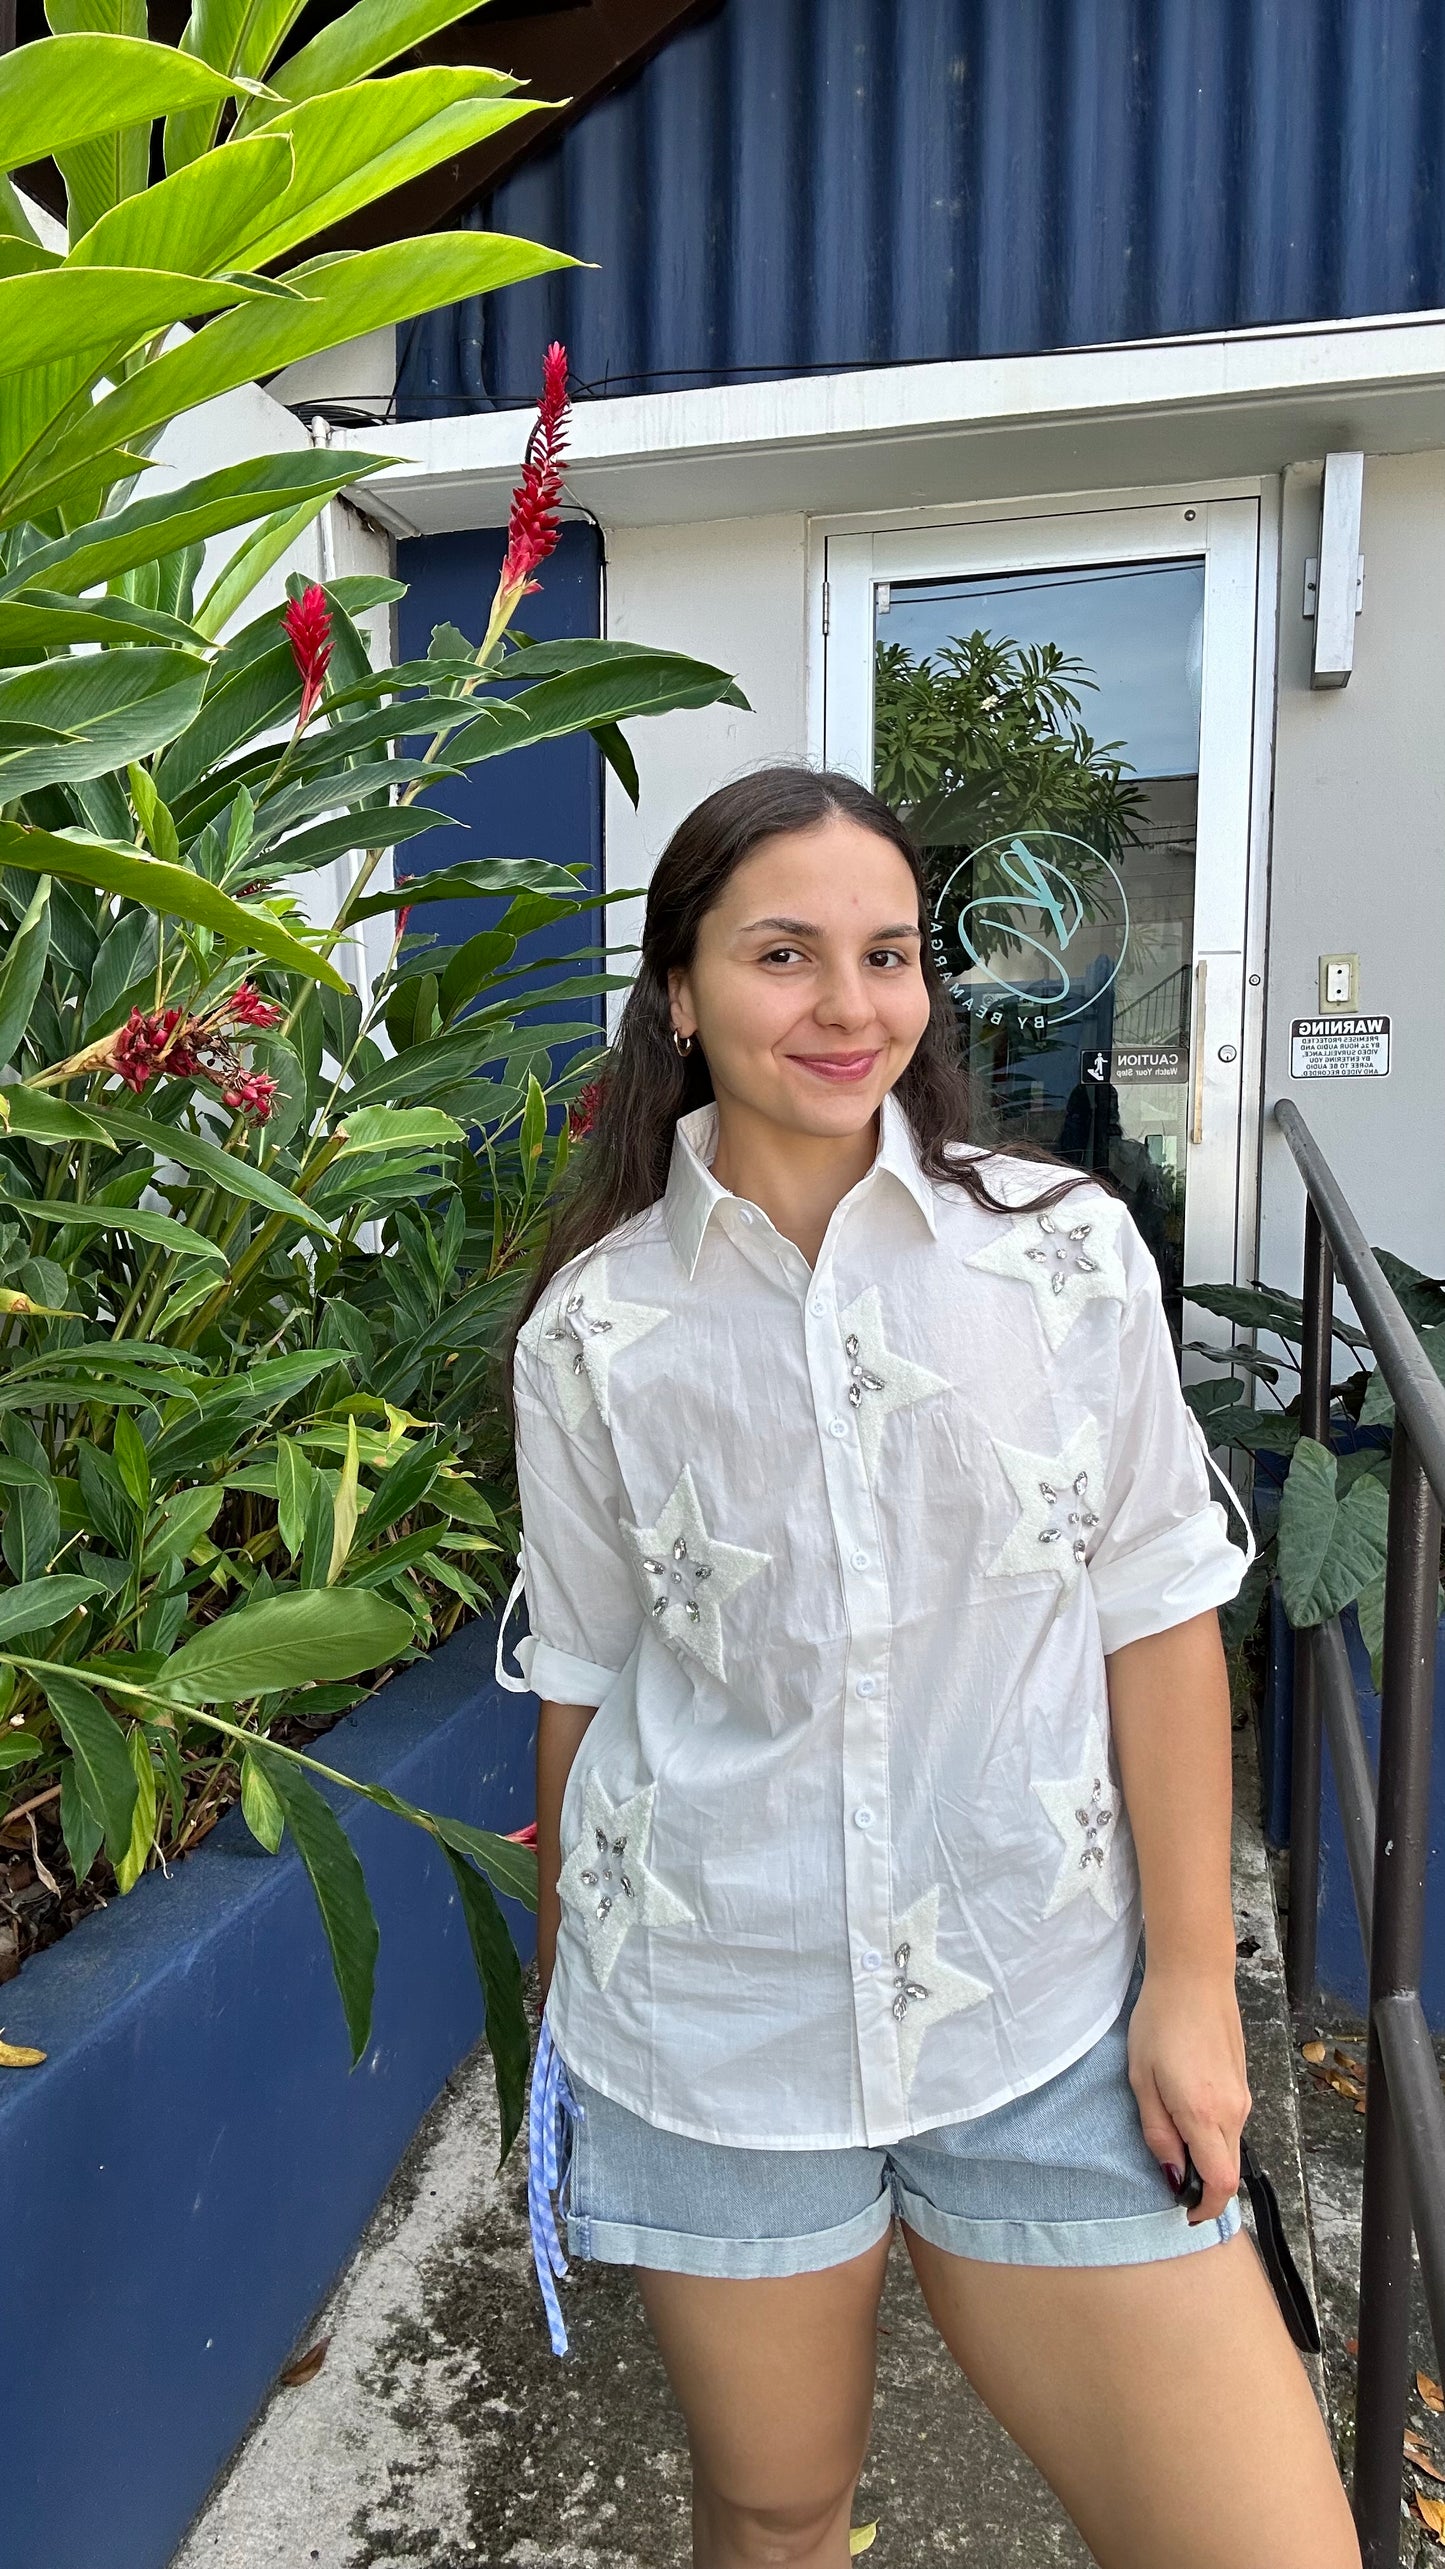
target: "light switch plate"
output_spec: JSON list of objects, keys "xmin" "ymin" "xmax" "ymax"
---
[{"xmin": 1318, "ymin": 953, "xmax": 1359, "ymax": 1011}]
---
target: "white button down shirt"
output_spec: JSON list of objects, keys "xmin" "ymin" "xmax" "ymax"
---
[{"xmin": 506, "ymin": 1096, "xmax": 1247, "ymax": 2149}]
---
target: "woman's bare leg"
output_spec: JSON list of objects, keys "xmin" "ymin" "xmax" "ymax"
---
[
  {"xmin": 903, "ymin": 2224, "xmax": 1359, "ymax": 2569},
  {"xmin": 635, "ymin": 2231, "xmax": 892, "ymax": 2569}
]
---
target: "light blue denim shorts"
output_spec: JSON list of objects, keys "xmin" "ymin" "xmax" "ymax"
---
[{"xmin": 553, "ymin": 1945, "xmax": 1242, "ymax": 2282}]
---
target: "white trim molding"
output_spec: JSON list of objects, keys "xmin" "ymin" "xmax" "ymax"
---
[{"xmin": 338, "ymin": 309, "xmax": 1445, "ymax": 535}]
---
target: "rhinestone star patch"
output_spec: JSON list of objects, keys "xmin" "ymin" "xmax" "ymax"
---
[
  {"xmin": 885, "ymin": 1884, "xmax": 992, "ymax": 2096},
  {"xmin": 1032, "ymin": 1717, "xmax": 1127, "ymax": 1919},
  {"xmin": 965, "ymin": 1196, "xmax": 1128, "ymax": 1353},
  {"xmin": 531, "ymin": 1256, "xmax": 668, "ymax": 1427},
  {"xmin": 987, "ymin": 1419, "xmax": 1107, "ymax": 1589},
  {"xmin": 835, "ymin": 1286, "xmax": 951, "ymax": 1479},
  {"xmin": 558, "ymin": 1774, "xmax": 693, "ymax": 1990},
  {"xmin": 622, "ymin": 1465, "xmax": 769, "ymax": 1684}
]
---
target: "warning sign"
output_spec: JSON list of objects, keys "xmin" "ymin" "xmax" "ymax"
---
[
  {"xmin": 1114, "ymin": 1043, "xmax": 1187, "ymax": 1085},
  {"xmin": 1290, "ymin": 1015, "xmax": 1391, "ymax": 1078}
]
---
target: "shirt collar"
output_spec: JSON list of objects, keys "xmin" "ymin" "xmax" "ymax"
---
[{"xmin": 661, "ymin": 1089, "xmax": 939, "ymax": 1280}]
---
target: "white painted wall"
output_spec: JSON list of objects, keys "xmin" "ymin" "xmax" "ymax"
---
[
  {"xmin": 1258, "ymin": 452, "xmax": 1445, "ymax": 1300},
  {"xmin": 601, "ymin": 512, "xmax": 808, "ymax": 1020}
]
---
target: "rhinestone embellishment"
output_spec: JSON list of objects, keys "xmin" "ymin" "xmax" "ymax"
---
[
  {"xmin": 1074, "ymin": 1777, "xmax": 1114, "ymax": 1872},
  {"xmin": 641, "ymin": 1534, "xmax": 714, "ymax": 1622},
  {"xmin": 1036, "ymin": 1468, "xmax": 1101, "ymax": 1564},
  {"xmin": 844, "ymin": 1332, "xmax": 886, "ymax": 1408},
  {"xmin": 891, "ymin": 1940, "xmax": 930, "ymax": 2021},
  {"xmin": 1023, "ymin": 1213, "xmax": 1101, "ymax": 1296},
  {"xmin": 545, "ymin": 1291, "xmax": 613, "ymax": 1375},
  {"xmin": 578, "ymin": 1823, "xmax": 633, "ymax": 1921}
]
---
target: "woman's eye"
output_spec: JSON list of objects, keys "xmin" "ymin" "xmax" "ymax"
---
[
  {"xmin": 760, "ymin": 945, "xmax": 805, "ymax": 966},
  {"xmin": 867, "ymin": 947, "xmax": 908, "ymax": 969}
]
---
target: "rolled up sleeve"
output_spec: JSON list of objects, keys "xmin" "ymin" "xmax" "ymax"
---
[
  {"xmin": 1087, "ymin": 1218, "xmax": 1248, "ymax": 1656},
  {"xmin": 511, "ymin": 1337, "xmax": 645, "ymax": 1705}
]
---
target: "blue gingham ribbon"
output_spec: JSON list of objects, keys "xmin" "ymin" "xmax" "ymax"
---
[{"xmin": 528, "ymin": 2017, "xmax": 581, "ymax": 2357}]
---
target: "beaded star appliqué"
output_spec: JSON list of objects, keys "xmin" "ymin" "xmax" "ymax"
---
[
  {"xmin": 965, "ymin": 1196, "xmax": 1128, "ymax": 1352},
  {"xmin": 1032, "ymin": 1717, "xmax": 1127, "ymax": 1919},
  {"xmin": 886, "ymin": 1885, "xmax": 991, "ymax": 2096},
  {"xmin": 988, "ymin": 1420, "xmax": 1107, "ymax": 1590},
  {"xmin": 557, "ymin": 1775, "xmax": 693, "ymax": 1989},
  {"xmin": 531, "ymin": 1256, "xmax": 668, "ymax": 1427},
  {"xmin": 622, "ymin": 1465, "xmax": 769, "ymax": 1684},
  {"xmin": 834, "ymin": 1287, "xmax": 950, "ymax": 1479}
]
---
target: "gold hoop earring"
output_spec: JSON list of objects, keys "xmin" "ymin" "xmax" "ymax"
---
[{"xmin": 672, "ymin": 1028, "xmax": 695, "ymax": 1057}]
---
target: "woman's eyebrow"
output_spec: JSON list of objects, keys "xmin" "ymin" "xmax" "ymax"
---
[{"xmin": 737, "ymin": 916, "xmax": 922, "ymax": 939}]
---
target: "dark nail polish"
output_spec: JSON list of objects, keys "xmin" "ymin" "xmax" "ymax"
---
[{"xmin": 1165, "ymin": 2162, "xmax": 1185, "ymax": 2194}]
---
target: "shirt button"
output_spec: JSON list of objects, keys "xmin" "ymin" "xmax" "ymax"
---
[
  {"xmin": 811, "ymin": 1297, "xmax": 826, "ymax": 1316},
  {"xmin": 855, "ymin": 1676, "xmax": 877, "ymax": 1698},
  {"xmin": 853, "ymin": 1804, "xmax": 875, "ymax": 1828},
  {"xmin": 861, "ymin": 1948, "xmax": 883, "ymax": 1972},
  {"xmin": 736, "ymin": 1206, "xmax": 754, "ymax": 1225},
  {"xmin": 850, "ymin": 1549, "xmax": 870, "ymax": 1571},
  {"xmin": 827, "ymin": 1415, "xmax": 848, "ymax": 1438}
]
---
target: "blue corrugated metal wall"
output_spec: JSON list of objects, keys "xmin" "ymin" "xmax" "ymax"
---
[{"xmin": 398, "ymin": 0, "xmax": 1445, "ymax": 418}]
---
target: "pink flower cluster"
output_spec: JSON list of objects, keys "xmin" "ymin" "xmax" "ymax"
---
[
  {"xmin": 104, "ymin": 982, "xmax": 283, "ymax": 1122},
  {"xmin": 568, "ymin": 1077, "xmax": 605, "ymax": 1139}
]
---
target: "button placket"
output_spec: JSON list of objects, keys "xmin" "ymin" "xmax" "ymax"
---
[{"xmin": 804, "ymin": 1255, "xmax": 900, "ymax": 2137}]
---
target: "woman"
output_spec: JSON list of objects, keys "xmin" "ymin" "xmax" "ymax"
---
[{"xmin": 499, "ymin": 769, "xmax": 1358, "ymax": 2569}]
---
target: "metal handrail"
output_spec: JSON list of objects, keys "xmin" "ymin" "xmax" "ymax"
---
[{"xmin": 1270, "ymin": 1099, "xmax": 1445, "ymax": 2569}]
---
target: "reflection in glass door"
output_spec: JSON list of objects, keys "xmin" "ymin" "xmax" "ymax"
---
[{"xmin": 823, "ymin": 505, "xmax": 1258, "ymax": 1337}]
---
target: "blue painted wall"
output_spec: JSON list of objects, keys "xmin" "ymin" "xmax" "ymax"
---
[
  {"xmin": 396, "ymin": 520, "xmax": 604, "ymax": 1062},
  {"xmin": 0, "ymin": 1622, "xmax": 537, "ymax": 2569},
  {"xmin": 400, "ymin": 0, "xmax": 1445, "ymax": 418}
]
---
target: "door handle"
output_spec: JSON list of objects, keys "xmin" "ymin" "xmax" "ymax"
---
[{"xmin": 1190, "ymin": 958, "xmax": 1208, "ymax": 1147}]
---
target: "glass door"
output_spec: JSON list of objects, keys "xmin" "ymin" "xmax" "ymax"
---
[{"xmin": 823, "ymin": 502, "xmax": 1259, "ymax": 1335}]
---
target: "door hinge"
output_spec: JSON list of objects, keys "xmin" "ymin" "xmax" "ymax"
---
[{"xmin": 821, "ymin": 579, "xmax": 830, "ymax": 637}]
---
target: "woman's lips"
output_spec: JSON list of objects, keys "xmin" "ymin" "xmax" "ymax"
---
[{"xmin": 786, "ymin": 1050, "xmax": 881, "ymax": 1084}]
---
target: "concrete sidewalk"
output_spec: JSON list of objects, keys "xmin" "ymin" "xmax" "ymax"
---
[{"xmin": 174, "ymin": 1720, "xmax": 1322, "ymax": 2569}]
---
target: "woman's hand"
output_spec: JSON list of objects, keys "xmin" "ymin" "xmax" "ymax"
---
[
  {"xmin": 1127, "ymin": 1959, "xmax": 1251, "ymax": 2223},
  {"xmin": 536, "ymin": 1697, "xmax": 596, "ymax": 2009}
]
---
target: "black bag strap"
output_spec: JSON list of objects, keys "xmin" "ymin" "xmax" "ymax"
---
[{"xmin": 1239, "ymin": 2135, "xmax": 1322, "ymax": 2355}]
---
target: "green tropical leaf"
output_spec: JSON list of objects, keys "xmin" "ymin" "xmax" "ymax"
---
[
  {"xmin": 1277, "ymin": 1437, "xmax": 1392, "ymax": 1628},
  {"xmin": 334, "ymin": 1105, "xmax": 463, "ymax": 1158},
  {"xmin": 239, "ymin": 0, "xmax": 519, "ymax": 123},
  {"xmin": 111, "ymin": 1408, "xmax": 151, "ymax": 1512},
  {"xmin": 113, "ymin": 1720, "xmax": 157, "ymax": 1894},
  {"xmin": 240, "ymin": 1745, "xmax": 284, "ymax": 1851},
  {"xmin": 0, "ymin": 874, "xmax": 48, "ymax": 1066},
  {"xmin": 58, "ymin": 1749, "xmax": 104, "ymax": 1880},
  {"xmin": 67, "ymin": 128, "xmax": 292, "ymax": 272},
  {"xmin": 0, "ymin": 1083, "xmax": 117, "ymax": 1148},
  {"xmin": 146, "ymin": 1483, "xmax": 223, "ymax": 1563},
  {"xmin": 45, "ymin": 0, "xmax": 161, "ymax": 241},
  {"xmin": 0, "ymin": 265, "xmax": 265, "ymax": 388},
  {"xmin": 0, "ymin": 650, "xmax": 207, "ymax": 792},
  {"xmin": 0, "ymin": 33, "xmax": 257, "ymax": 175},
  {"xmin": 442, "ymin": 652, "xmax": 749, "ymax": 765},
  {"xmin": 0, "ymin": 449, "xmax": 391, "ymax": 594},
  {"xmin": 163, "ymin": 0, "xmax": 309, "ymax": 173},
  {"xmin": 159, "ymin": 1588, "xmax": 413, "ymax": 1701},
  {"xmin": 231, "ymin": 73, "xmax": 542, "ymax": 271},
  {"xmin": 251, "ymin": 1746, "xmax": 378, "ymax": 2066},
  {"xmin": 23, "ymin": 235, "xmax": 570, "ymax": 508},
  {"xmin": 274, "ymin": 1435, "xmax": 315, "ymax": 1560},
  {"xmin": 0, "ymin": 1575, "xmax": 103, "ymax": 1644},
  {"xmin": 43, "ymin": 1668, "xmax": 137, "ymax": 1865},
  {"xmin": 428, "ymin": 1813, "xmax": 538, "ymax": 1909},
  {"xmin": 440, "ymin": 1845, "xmax": 529, "ymax": 2159},
  {"xmin": 0, "ymin": 587, "xmax": 205, "ymax": 653},
  {"xmin": 251, "ymin": 802, "xmax": 457, "ymax": 881},
  {"xmin": 0, "ymin": 825, "xmax": 350, "ymax": 990},
  {"xmin": 96, "ymin": 1101, "xmax": 336, "ymax": 1236},
  {"xmin": 1186, "ymin": 1281, "xmax": 1368, "ymax": 1350},
  {"xmin": 192, "ymin": 490, "xmax": 331, "ymax": 641},
  {"xmin": 348, "ymin": 856, "xmax": 588, "ymax": 919},
  {"xmin": 354, "ymin": 1436, "xmax": 440, "ymax": 1547}
]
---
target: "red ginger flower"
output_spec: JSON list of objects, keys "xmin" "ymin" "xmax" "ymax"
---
[
  {"xmin": 568, "ymin": 1076, "xmax": 605, "ymax": 1139},
  {"xmin": 282, "ymin": 583, "xmax": 332, "ymax": 728},
  {"xmin": 495, "ymin": 343, "xmax": 570, "ymax": 611},
  {"xmin": 229, "ymin": 981, "xmax": 282, "ymax": 1029},
  {"xmin": 112, "ymin": 1006, "xmax": 198, "ymax": 1093},
  {"xmin": 220, "ymin": 1070, "xmax": 279, "ymax": 1124}
]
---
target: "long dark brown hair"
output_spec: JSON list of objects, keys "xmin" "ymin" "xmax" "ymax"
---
[{"xmin": 508, "ymin": 765, "xmax": 1085, "ymax": 1367}]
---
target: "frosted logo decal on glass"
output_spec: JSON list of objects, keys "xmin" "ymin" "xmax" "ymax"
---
[{"xmin": 931, "ymin": 829, "xmax": 1130, "ymax": 1029}]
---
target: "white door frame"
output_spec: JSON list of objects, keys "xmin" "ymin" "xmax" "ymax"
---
[{"xmin": 814, "ymin": 494, "xmax": 1270, "ymax": 1314}]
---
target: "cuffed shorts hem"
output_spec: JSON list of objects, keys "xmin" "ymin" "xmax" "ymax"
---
[
  {"xmin": 892, "ymin": 2179, "xmax": 1243, "ymax": 2268},
  {"xmin": 566, "ymin": 2196, "xmax": 894, "ymax": 2279}
]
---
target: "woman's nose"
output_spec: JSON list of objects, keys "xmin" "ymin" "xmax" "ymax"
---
[{"xmin": 815, "ymin": 969, "xmax": 873, "ymax": 1029}]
